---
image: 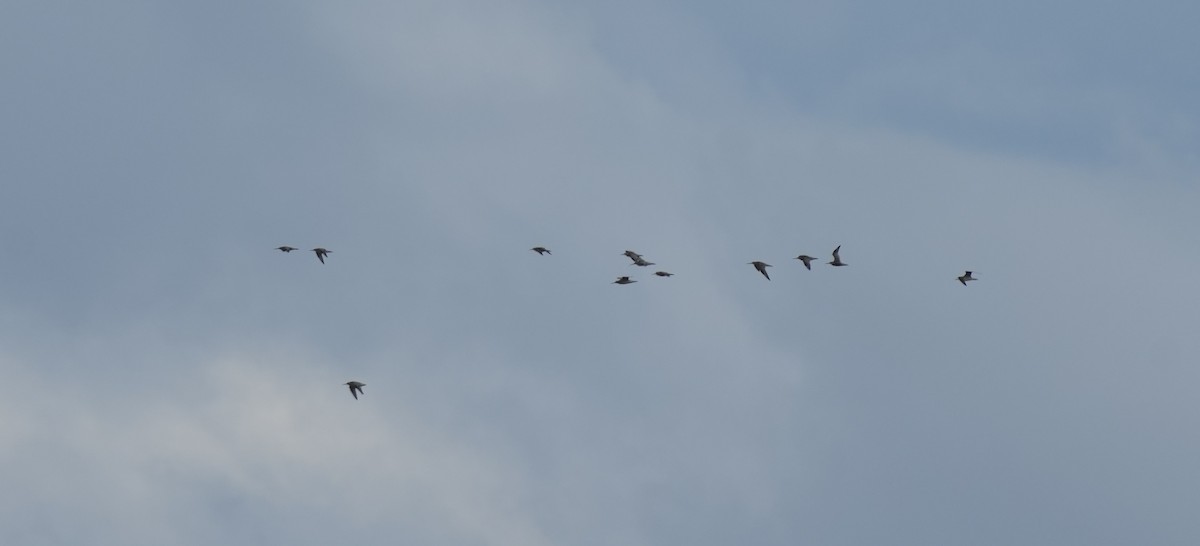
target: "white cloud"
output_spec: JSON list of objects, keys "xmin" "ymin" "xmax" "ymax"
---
[{"xmin": 3, "ymin": 0, "xmax": 1200, "ymax": 544}]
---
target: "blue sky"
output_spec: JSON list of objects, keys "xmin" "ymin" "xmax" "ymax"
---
[{"xmin": 2, "ymin": 1, "xmax": 1199, "ymax": 545}]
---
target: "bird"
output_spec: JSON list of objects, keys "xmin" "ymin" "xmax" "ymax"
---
[
  {"xmin": 276, "ymin": 246, "xmax": 298, "ymax": 253},
  {"xmin": 749, "ymin": 261, "xmax": 772, "ymax": 280},
  {"xmin": 613, "ymin": 276, "xmax": 636, "ymax": 284},
  {"xmin": 345, "ymin": 381, "xmax": 365, "ymax": 400},
  {"xmin": 623, "ymin": 250, "xmax": 644, "ymax": 262},
  {"xmin": 827, "ymin": 245, "xmax": 847, "ymax": 267},
  {"xmin": 958, "ymin": 271, "xmax": 977, "ymax": 286},
  {"xmin": 630, "ymin": 256, "xmax": 656, "ymax": 267},
  {"xmin": 531, "ymin": 246, "xmax": 551, "ymax": 255},
  {"xmin": 312, "ymin": 247, "xmax": 331, "ymax": 264},
  {"xmin": 654, "ymin": 271, "xmax": 674, "ymax": 277},
  {"xmin": 795, "ymin": 255, "xmax": 816, "ymax": 270}
]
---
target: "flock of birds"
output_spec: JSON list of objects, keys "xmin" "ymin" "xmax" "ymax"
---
[
  {"xmin": 533, "ymin": 244, "xmax": 979, "ymax": 286},
  {"xmin": 275, "ymin": 244, "xmax": 362, "ymax": 398},
  {"xmin": 277, "ymin": 242, "xmax": 978, "ymax": 399}
]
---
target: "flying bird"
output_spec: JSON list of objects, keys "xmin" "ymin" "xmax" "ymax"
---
[
  {"xmin": 345, "ymin": 381, "xmax": 365, "ymax": 400},
  {"xmin": 958, "ymin": 271, "xmax": 977, "ymax": 286},
  {"xmin": 276, "ymin": 246, "xmax": 298, "ymax": 253},
  {"xmin": 312, "ymin": 247, "xmax": 332, "ymax": 264},
  {"xmin": 613, "ymin": 276, "xmax": 637, "ymax": 284},
  {"xmin": 749, "ymin": 261, "xmax": 772, "ymax": 280},
  {"xmin": 531, "ymin": 246, "xmax": 551, "ymax": 255},
  {"xmin": 827, "ymin": 245, "xmax": 847, "ymax": 267},
  {"xmin": 795, "ymin": 255, "xmax": 816, "ymax": 270},
  {"xmin": 654, "ymin": 271, "xmax": 674, "ymax": 277},
  {"xmin": 623, "ymin": 251, "xmax": 655, "ymax": 266}
]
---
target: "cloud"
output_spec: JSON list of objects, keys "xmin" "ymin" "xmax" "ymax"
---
[{"xmin": 2, "ymin": 1, "xmax": 1200, "ymax": 545}]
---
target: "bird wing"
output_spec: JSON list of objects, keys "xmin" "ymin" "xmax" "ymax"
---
[{"xmin": 832, "ymin": 246, "xmax": 841, "ymax": 259}]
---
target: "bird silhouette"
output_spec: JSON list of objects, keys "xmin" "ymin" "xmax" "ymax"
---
[
  {"xmin": 827, "ymin": 245, "xmax": 847, "ymax": 267},
  {"xmin": 613, "ymin": 276, "xmax": 636, "ymax": 284},
  {"xmin": 531, "ymin": 247, "xmax": 551, "ymax": 255},
  {"xmin": 795, "ymin": 255, "xmax": 816, "ymax": 270},
  {"xmin": 312, "ymin": 248, "xmax": 332, "ymax": 264},
  {"xmin": 654, "ymin": 271, "xmax": 674, "ymax": 277},
  {"xmin": 958, "ymin": 271, "xmax": 977, "ymax": 286},
  {"xmin": 345, "ymin": 381, "xmax": 365, "ymax": 400},
  {"xmin": 276, "ymin": 246, "xmax": 298, "ymax": 253},
  {"xmin": 749, "ymin": 261, "xmax": 772, "ymax": 280}
]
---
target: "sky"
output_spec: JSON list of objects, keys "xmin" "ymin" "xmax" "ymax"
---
[{"xmin": 2, "ymin": 1, "xmax": 1199, "ymax": 544}]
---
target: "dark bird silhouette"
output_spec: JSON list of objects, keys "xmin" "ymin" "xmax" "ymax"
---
[
  {"xmin": 654, "ymin": 271, "xmax": 674, "ymax": 277},
  {"xmin": 531, "ymin": 247, "xmax": 551, "ymax": 255},
  {"xmin": 276, "ymin": 246, "xmax": 298, "ymax": 253},
  {"xmin": 613, "ymin": 276, "xmax": 637, "ymax": 284},
  {"xmin": 958, "ymin": 271, "xmax": 977, "ymax": 286},
  {"xmin": 312, "ymin": 248, "xmax": 332, "ymax": 264},
  {"xmin": 345, "ymin": 381, "xmax": 365, "ymax": 400},
  {"xmin": 749, "ymin": 261, "xmax": 772, "ymax": 280},
  {"xmin": 827, "ymin": 245, "xmax": 847, "ymax": 267},
  {"xmin": 794, "ymin": 255, "xmax": 816, "ymax": 270}
]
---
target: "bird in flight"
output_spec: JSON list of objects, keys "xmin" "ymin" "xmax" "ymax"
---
[
  {"xmin": 795, "ymin": 255, "xmax": 816, "ymax": 270},
  {"xmin": 827, "ymin": 245, "xmax": 847, "ymax": 267},
  {"xmin": 749, "ymin": 261, "xmax": 772, "ymax": 280},
  {"xmin": 613, "ymin": 276, "xmax": 636, "ymax": 284},
  {"xmin": 312, "ymin": 248, "xmax": 332, "ymax": 264},
  {"xmin": 958, "ymin": 271, "xmax": 977, "ymax": 286},
  {"xmin": 654, "ymin": 271, "xmax": 674, "ymax": 277},
  {"xmin": 345, "ymin": 381, "xmax": 365, "ymax": 400},
  {"xmin": 276, "ymin": 246, "xmax": 298, "ymax": 253},
  {"xmin": 624, "ymin": 251, "xmax": 655, "ymax": 266},
  {"xmin": 531, "ymin": 246, "xmax": 551, "ymax": 255}
]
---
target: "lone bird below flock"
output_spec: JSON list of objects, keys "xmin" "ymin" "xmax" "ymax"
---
[
  {"xmin": 958, "ymin": 271, "xmax": 977, "ymax": 286},
  {"xmin": 345, "ymin": 381, "xmax": 365, "ymax": 400},
  {"xmin": 312, "ymin": 247, "xmax": 331, "ymax": 264},
  {"xmin": 276, "ymin": 246, "xmax": 298, "ymax": 253},
  {"xmin": 827, "ymin": 245, "xmax": 847, "ymax": 267},
  {"xmin": 531, "ymin": 246, "xmax": 551, "ymax": 255},
  {"xmin": 654, "ymin": 271, "xmax": 673, "ymax": 277},
  {"xmin": 795, "ymin": 255, "xmax": 816, "ymax": 270},
  {"xmin": 613, "ymin": 276, "xmax": 636, "ymax": 284},
  {"xmin": 749, "ymin": 261, "xmax": 772, "ymax": 280}
]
